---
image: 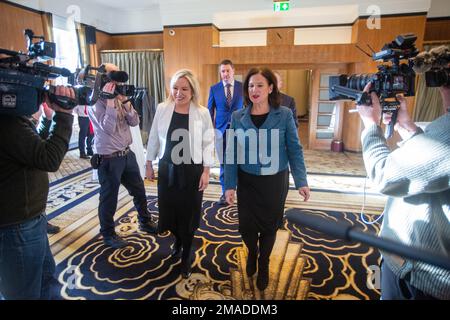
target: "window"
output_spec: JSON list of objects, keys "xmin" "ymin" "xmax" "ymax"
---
[{"xmin": 52, "ymin": 15, "xmax": 80, "ymax": 85}]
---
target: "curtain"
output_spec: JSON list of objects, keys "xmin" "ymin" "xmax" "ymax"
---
[
  {"xmin": 41, "ymin": 12, "xmax": 54, "ymax": 42},
  {"xmin": 41, "ymin": 12, "xmax": 53, "ymax": 66},
  {"xmin": 413, "ymin": 75, "xmax": 443, "ymax": 121},
  {"xmin": 75, "ymin": 23, "xmax": 90, "ymax": 67},
  {"xmin": 100, "ymin": 51, "xmax": 166, "ymax": 105},
  {"xmin": 413, "ymin": 43, "xmax": 449, "ymax": 122}
]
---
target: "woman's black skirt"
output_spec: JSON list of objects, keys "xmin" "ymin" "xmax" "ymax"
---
[
  {"xmin": 157, "ymin": 159, "xmax": 204, "ymax": 242},
  {"xmin": 237, "ymin": 168, "xmax": 289, "ymax": 234}
]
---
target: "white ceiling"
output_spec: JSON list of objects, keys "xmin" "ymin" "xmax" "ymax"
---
[{"xmin": 8, "ymin": 0, "xmax": 450, "ymax": 33}]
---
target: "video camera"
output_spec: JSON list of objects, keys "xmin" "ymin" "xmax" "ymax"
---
[
  {"xmin": 329, "ymin": 34, "xmax": 419, "ymax": 138},
  {"xmin": 412, "ymin": 45, "xmax": 450, "ymax": 87},
  {"xmin": 71, "ymin": 64, "xmax": 135, "ymax": 106},
  {"xmin": 0, "ymin": 29, "xmax": 75, "ymax": 116}
]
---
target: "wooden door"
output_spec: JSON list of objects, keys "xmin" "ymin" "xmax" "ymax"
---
[{"xmin": 309, "ymin": 65, "xmax": 348, "ymax": 150}]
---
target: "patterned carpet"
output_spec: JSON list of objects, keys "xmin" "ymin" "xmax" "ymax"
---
[
  {"xmin": 54, "ymin": 196, "xmax": 381, "ymax": 300},
  {"xmin": 45, "ymin": 149, "xmax": 384, "ymax": 300}
]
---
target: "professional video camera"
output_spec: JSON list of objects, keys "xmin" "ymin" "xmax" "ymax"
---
[
  {"xmin": 412, "ymin": 45, "xmax": 450, "ymax": 87},
  {"xmin": 0, "ymin": 29, "xmax": 75, "ymax": 116},
  {"xmin": 71, "ymin": 64, "xmax": 135, "ymax": 106},
  {"xmin": 329, "ymin": 34, "xmax": 419, "ymax": 138}
]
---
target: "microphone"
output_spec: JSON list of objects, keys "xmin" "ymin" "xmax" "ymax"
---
[
  {"xmin": 108, "ymin": 70, "xmax": 129, "ymax": 83},
  {"xmin": 285, "ymin": 208, "xmax": 450, "ymax": 270}
]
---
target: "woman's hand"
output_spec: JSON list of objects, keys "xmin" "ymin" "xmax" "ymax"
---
[
  {"xmin": 198, "ymin": 172, "xmax": 209, "ymax": 191},
  {"xmin": 298, "ymin": 186, "xmax": 310, "ymax": 202},
  {"xmin": 198, "ymin": 167, "xmax": 210, "ymax": 191},
  {"xmin": 225, "ymin": 189, "xmax": 236, "ymax": 206},
  {"xmin": 145, "ymin": 161, "xmax": 155, "ymax": 181}
]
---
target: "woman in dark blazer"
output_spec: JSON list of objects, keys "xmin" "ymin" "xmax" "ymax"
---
[{"xmin": 224, "ymin": 67, "xmax": 310, "ymax": 291}]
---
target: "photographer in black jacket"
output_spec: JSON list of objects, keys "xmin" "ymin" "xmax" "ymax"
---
[{"xmin": 0, "ymin": 86, "xmax": 75, "ymax": 300}]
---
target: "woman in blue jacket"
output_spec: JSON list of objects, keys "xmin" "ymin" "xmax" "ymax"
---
[{"xmin": 224, "ymin": 67, "xmax": 310, "ymax": 291}]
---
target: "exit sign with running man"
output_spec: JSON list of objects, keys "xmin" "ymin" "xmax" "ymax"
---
[{"xmin": 274, "ymin": 1, "xmax": 290, "ymax": 12}]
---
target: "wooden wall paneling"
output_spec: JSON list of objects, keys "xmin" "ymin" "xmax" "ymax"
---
[
  {"xmin": 95, "ymin": 30, "xmax": 113, "ymax": 63},
  {"xmin": 267, "ymin": 28, "xmax": 295, "ymax": 46},
  {"xmin": 218, "ymin": 43, "xmax": 362, "ymax": 65},
  {"xmin": 111, "ymin": 33, "xmax": 163, "ymax": 50},
  {"xmin": 163, "ymin": 26, "xmax": 219, "ymax": 105},
  {"xmin": 0, "ymin": 2, "xmax": 44, "ymax": 52},
  {"xmin": 425, "ymin": 19, "xmax": 450, "ymax": 42}
]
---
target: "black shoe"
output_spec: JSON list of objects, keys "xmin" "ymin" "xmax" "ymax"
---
[
  {"xmin": 170, "ymin": 243, "xmax": 182, "ymax": 259},
  {"xmin": 87, "ymin": 151, "xmax": 94, "ymax": 156},
  {"xmin": 181, "ymin": 256, "xmax": 192, "ymax": 279},
  {"xmin": 139, "ymin": 219, "xmax": 158, "ymax": 234},
  {"xmin": 246, "ymin": 252, "xmax": 257, "ymax": 277},
  {"xmin": 217, "ymin": 195, "xmax": 227, "ymax": 206},
  {"xmin": 256, "ymin": 261, "xmax": 269, "ymax": 291},
  {"xmin": 80, "ymin": 154, "xmax": 90, "ymax": 159},
  {"xmin": 47, "ymin": 223, "xmax": 60, "ymax": 234},
  {"xmin": 103, "ymin": 234, "xmax": 128, "ymax": 249}
]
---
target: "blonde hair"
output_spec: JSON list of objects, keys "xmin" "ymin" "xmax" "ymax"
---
[{"xmin": 167, "ymin": 69, "xmax": 202, "ymax": 106}]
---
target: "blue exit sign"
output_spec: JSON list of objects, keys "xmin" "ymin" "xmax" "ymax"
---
[{"xmin": 274, "ymin": 1, "xmax": 290, "ymax": 12}]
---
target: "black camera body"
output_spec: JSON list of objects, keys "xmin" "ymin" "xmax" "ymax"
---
[
  {"xmin": 72, "ymin": 64, "xmax": 135, "ymax": 106},
  {"xmin": 329, "ymin": 34, "xmax": 419, "ymax": 138},
  {"xmin": 25, "ymin": 29, "xmax": 56, "ymax": 60},
  {"xmin": 0, "ymin": 29, "xmax": 75, "ymax": 116}
]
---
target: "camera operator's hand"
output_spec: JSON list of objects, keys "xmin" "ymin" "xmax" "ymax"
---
[
  {"xmin": 41, "ymin": 102, "xmax": 54, "ymax": 120},
  {"xmin": 439, "ymin": 85, "xmax": 450, "ymax": 112},
  {"xmin": 388, "ymin": 94, "xmax": 419, "ymax": 139},
  {"xmin": 45, "ymin": 86, "xmax": 75, "ymax": 114},
  {"xmin": 356, "ymin": 83, "xmax": 382, "ymax": 128},
  {"xmin": 102, "ymin": 82, "xmax": 116, "ymax": 108}
]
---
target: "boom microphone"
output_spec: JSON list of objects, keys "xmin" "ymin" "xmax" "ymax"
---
[{"xmin": 285, "ymin": 208, "xmax": 450, "ymax": 270}]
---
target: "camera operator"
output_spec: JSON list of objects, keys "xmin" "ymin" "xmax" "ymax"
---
[
  {"xmin": 357, "ymin": 83, "xmax": 450, "ymax": 300},
  {"xmin": 0, "ymin": 86, "xmax": 75, "ymax": 300},
  {"xmin": 88, "ymin": 63, "xmax": 157, "ymax": 249}
]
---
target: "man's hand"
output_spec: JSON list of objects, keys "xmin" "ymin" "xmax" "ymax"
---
[
  {"xmin": 225, "ymin": 189, "xmax": 235, "ymax": 206},
  {"xmin": 102, "ymin": 82, "xmax": 116, "ymax": 108},
  {"xmin": 45, "ymin": 86, "xmax": 75, "ymax": 114},
  {"xmin": 41, "ymin": 102, "xmax": 54, "ymax": 120},
  {"xmin": 439, "ymin": 85, "xmax": 450, "ymax": 112},
  {"xmin": 389, "ymin": 94, "xmax": 418, "ymax": 138},
  {"xmin": 356, "ymin": 83, "xmax": 382, "ymax": 128}
]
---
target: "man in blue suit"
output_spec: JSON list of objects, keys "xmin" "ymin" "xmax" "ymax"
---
[{"xmin": 208, "ymin": 60, "xmax": 244, "ymax": 205}]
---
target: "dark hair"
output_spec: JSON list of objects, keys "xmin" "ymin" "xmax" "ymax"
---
[
  {"xmin": 219, "ymin": 59, "xmax": 234, "ymax": 68},
  {"xmin": 243, "ymin": 67, "xmax": 280, "ymax": 108}
]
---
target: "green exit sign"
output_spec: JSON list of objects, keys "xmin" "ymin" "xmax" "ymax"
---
[{"xmin": 274, "ymin": 1, "xmax": 290, "ymax": 12}]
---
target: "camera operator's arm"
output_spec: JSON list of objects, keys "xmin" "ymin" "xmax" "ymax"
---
[
  {"xmin": 440, "ymin": 85, "xmax": 450, "ymax": 112},
  {"xmin": 90, "ymin": 83, "xmax": 119, "ymax": 135},
  {"xmin": 357, "ymin": 85, "xmax": 450, "ymax": 197},
  {"xmin": 36, "ymin": 102, "xmax": 54, "ymax": 139},
  {"xmin": 118, "ymin": 95, "xmax": 139, "ymax": 127},
  {"xmin": 1, "ymin": 86, "xmax": 74, "ymax": 172}
]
